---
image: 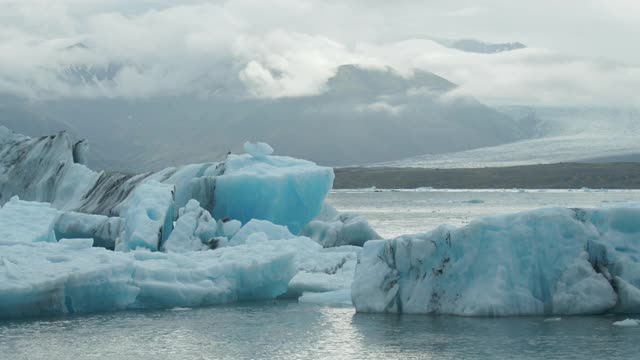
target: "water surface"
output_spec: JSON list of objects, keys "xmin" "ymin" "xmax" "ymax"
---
[{"xmin": 1, "ymin": 302, "xmax": 639, "ymax": 360}]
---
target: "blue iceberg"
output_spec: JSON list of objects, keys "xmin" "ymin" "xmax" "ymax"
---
[{"xmin": 352, "ymin": 206, "xmax": 640, "ymax": 316}]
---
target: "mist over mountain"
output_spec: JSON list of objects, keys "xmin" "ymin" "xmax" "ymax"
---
[
  {"xmin": 2, "ymin": 0, "xmax": 640, "ymax": 172},
  {"xmin": 449, "ymin": 39, "xmax": 526, "ymax": 54},
  {"xmin": 0, "ymin": 65, "xmax": 532, "ymax": 171}
]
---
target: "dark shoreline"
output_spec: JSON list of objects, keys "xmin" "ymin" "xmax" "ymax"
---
[{"xmin": 333, "ymin": 163, "xmax": 640, "ymax": 189}]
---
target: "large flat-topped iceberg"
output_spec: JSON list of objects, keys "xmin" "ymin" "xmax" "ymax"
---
[
  {"xmin": 352, "ymin": 205, "xmax": 640, "ymax": 316},
  {"xmin": 0, "ymin": 238, "xmax": 304, "ymax": 319},
  {"xmin": 215, "ymin": 153, "xmax": 334, "ymax": 234}
]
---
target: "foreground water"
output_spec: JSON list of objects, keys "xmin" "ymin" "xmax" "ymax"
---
[
  {"xmin": 2, "ymin": 190, "xmax": 640, "ymax": 359},
  {"xmin": 1, "ymin": 302, "xmax": 639, "ymax": 360}
]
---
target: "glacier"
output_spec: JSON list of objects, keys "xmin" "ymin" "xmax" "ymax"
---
[{"xmin": 352, "ymin": 206, "xmax": 640, "ymax": 316}]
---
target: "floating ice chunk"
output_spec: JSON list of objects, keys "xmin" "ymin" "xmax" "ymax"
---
[
  {"xmin": 214, "ymin": 154, "xmax": 333, "ymax": 233},
  {"xmin": 117, "ymin": 181, "xmax": 175, "ymax": 251},
  {"xmin": 0, "ymin": 197, "xmax": 59, "ymax": 245},
  {"xmin": 162, "ymin": 200, "xmax": 216, "ymax": 253},
  {"xmin": 0, "ymin": 237, "xmax": 310, "ymax": 319},
  {"xmin": 287, "ymin": 247, "xmax": 359, "ymax": 298},
  {"xmin": 244, "ymin": 141, "xmax": 274, "ymax": 159},
  {"xmin": 302, "ymin": 213, "xmax": 381, "ymax": 247},
  {"xmin": 613, "ymin": 319, "xmax": 640, "ymax": 327},
  {"xmin": 228, "ymin": 219, "xmax": 295, "ymax": 246},
  {"xmin": 352, "ymin": 206, "xmax": 640, "ymax": 316},
  {"xmin": 299, "ymin": 289, "xmax": 353, "ymax": 307}
]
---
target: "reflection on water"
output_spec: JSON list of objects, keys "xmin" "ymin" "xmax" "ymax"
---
[{"xmin": 1, "ymin": 303, "xmax": 639, "ymax": 360}]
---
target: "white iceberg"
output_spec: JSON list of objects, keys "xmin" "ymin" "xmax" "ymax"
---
[
  {"xmin": 301, "ymin": 203, "xmax": 381, "ymax": 247},
  {"xmin": 162, "ymin": 199, "xmax": 217, "ymax": 253},
  {"xmin": 352, "ymin": 206, "xmax": 640, "ymax": 316},
  {"xmin": 612, "ymin": 319, "xmax": 640, "ymax": 327},
  {"xmin": 0, "ymin": 239, "xmax": 307, "ymax": 319}
]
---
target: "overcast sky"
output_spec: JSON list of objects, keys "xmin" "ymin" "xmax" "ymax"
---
[{"xmin": 1, "ymin": 0, "xmax": 639, "ymax": 106}]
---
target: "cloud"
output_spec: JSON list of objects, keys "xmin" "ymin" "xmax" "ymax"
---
[
  {"xmin": 0, "ymin": 0, "xmax": 639, "ymax": 106},
  {"xmin": 441, "ymin": 7, "xmax": 488, "ymax": 17},
  {"xmin": 356, "ymin": 101, "xmax": 406, "ymax": 116}
]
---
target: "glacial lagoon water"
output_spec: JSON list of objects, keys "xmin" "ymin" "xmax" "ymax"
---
[{"xmin": 2, "ymin": 189, "xmax": 640, "ymax": 360}]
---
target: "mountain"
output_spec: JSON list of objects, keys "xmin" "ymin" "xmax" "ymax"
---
[{"xmin": 0, "ymin": 65, "xmax": 531, "ymax": 171}]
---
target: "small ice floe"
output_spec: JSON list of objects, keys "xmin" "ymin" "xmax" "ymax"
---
[
  {"xmin": 167, "ymin": 307, "xmax": 193, "ymax": 312},
  {"xmin": 613, "ymin": 319, "xmax": 640, "ymax": 327},
  {"xmin": 543, "ymin": 317, "xmax": 562, "ymax": 322},
  {"xmin": 463, "ymin": 199, "xmax": 485, "ymax": 204}
]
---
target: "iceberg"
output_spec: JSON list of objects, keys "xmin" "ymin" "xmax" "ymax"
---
[
  {"xmin": 352, "ymin": 206, "xmax": 640, "ymax": 316},
  {"xmin": 302, "ymin": 212, "xmax": 382, "ymax": 247},
  {"xmin": 213, "ymin": 153, "xmax": 334, "ymax": 234},
  {"xmin": 0, "ymin": 127, "xmax": 347, "ymax": 318},
  {"xmin": 0, "ymin": 127, "xmax": 334, "ymax": 234},
  {"xmin": 0, "ymin": 238, "xmax": 306, "ymax": 319},
  {"xmin": 286, "ymin": 246, "xmax": 360, "ymax": 299},
  {"xmin": 613, "ymin": 319, "xmax": 640, "ymax": 327}
]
